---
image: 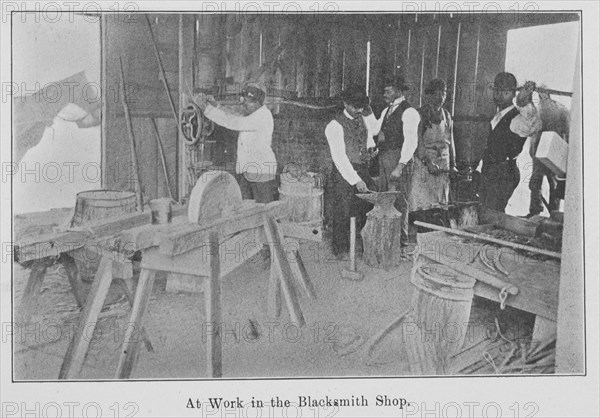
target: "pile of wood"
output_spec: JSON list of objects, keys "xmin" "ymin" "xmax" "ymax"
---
[{"xmin": 451, "ymin": 332, "xmax": 556, "ymax": 375}]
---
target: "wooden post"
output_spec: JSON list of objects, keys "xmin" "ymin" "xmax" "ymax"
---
[
  {"xmin": 206, "ymin": 232, "xmax": 222, "ymax": 378},
  {"xmin": 451, "ymin": 21, "xmax": 461, "ymax": 117},
  {"xmin": 556, "ymin": 40, "xmax": 583, "ymax": 373},
  {"xmin": 116, "ymin": 268, "xmax": 157, "ymax": 379},
  {"xmin": 349, "ymin": 217, "xmax": 356, "ymax": 272},
  {"xmin": 268, "ymin": 263, "xmax": 282, "ymax": 318},
  {"xmin": 59, "ymin": 255, "xmax": 114, "ymax": 379},
  {"xmin": 144, "ymin": 14, "xmax": 179, "ymax": 126},
  {"xmin": 149, "ymin": 118, "xmax": 174, "ymax": 201},
  {"xmin": 118, "ymin": 57, "xmax": 144, "ymax": 212},
  {"xmin": 263, "ymin": 215, "xmax": 305, "ymax": 327},
  {"xmin": 116, "ymin": 278, "xmax": 154, "ymax": 353},
  {"xmin": 58, "ymin": 253, "xmax": 87, "ymax": 309},
  {"xmin": 21, "ymin": 258, "xmax": 54, "ymax": 323},
  {"xmin": 357, "ymin": 192, "xmax": 404, "ymax": 269},
  {"xmin": 290, "ymin": 245, "xmax": 316, "ymax": 300},
  {"xmin": 179, "ymin": 14, "xmax": 195, "ymax": 201}
]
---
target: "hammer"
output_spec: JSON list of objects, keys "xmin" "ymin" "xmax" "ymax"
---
[{"xmin": 341, "ymin": 217, "xmax": 363, "ymax": 281}]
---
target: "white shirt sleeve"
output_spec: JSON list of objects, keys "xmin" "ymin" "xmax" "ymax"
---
[
  {"xmin": 399, "ymin": 107, "xmax": 420, "ymax": 164},
  {"xmin": 363, "ymin": 110, "xmax": 386, "ymax": 137},
  {"xmin": 510, "ymin": 102, "xmax": 543, "ymax": 138},
  {"xmin": 204, "ymin": 104, "xmax": 261, "ymax": 131},
  {"xmin": 363, "ymin": 115, "xmax": 377, "ymax": 149},
  {"xmin": 325, "ymin": 121, "xmax": 362, "ymax": 186}
]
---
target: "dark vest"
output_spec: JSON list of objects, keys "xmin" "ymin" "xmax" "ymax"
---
[
  {"xmin": 483, "ymin": 107, "xmax": 527, "ymax": 164},
  {"xmin": 334, "ymin": 112, "xmax": 368, "ymax": 164},
  {"xmin": 379, "ymin": 100, "xmax": 412, "ymax": 152}
]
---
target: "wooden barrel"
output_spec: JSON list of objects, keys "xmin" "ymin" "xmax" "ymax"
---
[
  {"xmin": 278, "ymin": 171, "xmax": 324, "ymax": 224},
  {"xmin": 69, "ymin": 190, "xmax": 137, "ymax": 228},
  {"xmin": 69, "ymin": 190, "xmax": 137, "ymax": 281},
  {"xmin": 405, "ymin": 257, "xmax": 476, "ymax": 375}
]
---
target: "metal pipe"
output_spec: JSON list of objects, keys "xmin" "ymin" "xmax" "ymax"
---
[
  {"xmin": 419, "ymin": 39, "xmax": 426, "ymax": 107},
  {"xmin": 118, "ymin": 57, "xmax": 144, "ymax": 212},
  {"xmin": 407, "ymin": 28, "xmax": 411, "ymax": 64},
  {"xmin": 149, "ymin": 118, "xmax": 174, "ymax": 201},
  {"xmin": 144, "ymin": 14, "xmax": 180, "ymax": 129},
  {"xmin": 451, "ymin": 22, "xmax": 462, "ymax": 116},
  {"xmin": 472, "ymin": 22, "xmax": 482, "ymax": 114},
  {"xmin": 366, "ymin": 41, "xmax": 371, "ymax": 96},
  {"xmin": 435, "ymin": 24, "xmax": 441, "ymax": 78}
]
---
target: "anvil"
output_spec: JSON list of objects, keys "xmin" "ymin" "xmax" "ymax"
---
[{"xmin": 356, "ymin": 191, "xmax": 403, "ymax": 218}]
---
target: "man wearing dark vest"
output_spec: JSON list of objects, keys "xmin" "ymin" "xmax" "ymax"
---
[
  {"xmin": 365, "ymin": 76, "xmax": 420, "ymax": 247},
  {"xmin": 479, "ymin": 73, "xmax": 542, "ymax": 212},
  {"xmin": 325, "ymin": 85, "xmax": 377, "ymax": 258}
]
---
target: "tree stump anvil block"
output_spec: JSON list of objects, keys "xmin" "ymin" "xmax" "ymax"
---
[{"xmin": 356, "ymin": 191, "xmax": 404, "ymax": 270}]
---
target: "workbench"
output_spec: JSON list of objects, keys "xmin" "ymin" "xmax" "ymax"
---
[
  {"xmin": 416, "ymin": 230, "xmax": 561, "ymax": 340},
  {"xmin": 15, "ymin": 200, "xmax": 317, "ymax": 379}
]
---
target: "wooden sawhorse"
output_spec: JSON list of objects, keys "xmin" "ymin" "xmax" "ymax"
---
[{"xmin": 59, "ymin": 206, "xmax": 316, "ymax": 379}]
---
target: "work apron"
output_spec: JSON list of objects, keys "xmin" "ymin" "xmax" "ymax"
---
[{"xmin": 410, "ymin": 111, "xmax": 452, "ymax": 212}]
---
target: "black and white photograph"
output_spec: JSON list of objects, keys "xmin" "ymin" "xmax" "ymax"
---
[{"xmin": 1, "ymin": 1, "xmax": 598, "ymax": 417}]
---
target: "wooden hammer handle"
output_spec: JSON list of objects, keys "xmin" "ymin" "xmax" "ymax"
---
[{"xmin": 349, "ymin": 217, "xmax": 356, "ymax": 271}]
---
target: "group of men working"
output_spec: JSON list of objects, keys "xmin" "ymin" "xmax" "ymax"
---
[{"xmin": 193, "ymin": 70, "xmax": 553, "ymax": 260}]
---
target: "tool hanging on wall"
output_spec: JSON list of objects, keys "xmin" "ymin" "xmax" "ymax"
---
[
  {"xmin": 144, "ymin": 14, "xmax": 180, "ymax": 130},
  {"xmin": 149, "ymin": 118, "xmax": 175, "ymax": 201},
  {"xmin": 118, "ymin": 56, "xmax": 144, "ymax": 212}
]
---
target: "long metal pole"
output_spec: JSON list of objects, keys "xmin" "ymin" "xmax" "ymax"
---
[
  {"xmin": 118, "ymin": 57, "xmax": 144, "ymax": 212},
  {"xmin": 149, "ymin": 118, "xmax": 174, "ymax": 201},
  {"xmin": 145, "ymin": 14, "xmax": 180, "ymax": 129},
  {"xmin": 472, "ymin": 22, "xmax": 482, "ymax": 114},
  {"xmin": 435, "ymin": 24, "xmax": 441, "ymax": 78},
  {"xmin": 451, "ymin": 21, "xmax": 462, "ymax": 116},
  {"xmin": 413, "ymin": 221, "xmax": 561, "ymax": 259}
]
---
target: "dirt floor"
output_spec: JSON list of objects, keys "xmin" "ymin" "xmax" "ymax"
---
[{"xmin": 12, "ymin": 210, "xmax": 539, "ymax": 380}]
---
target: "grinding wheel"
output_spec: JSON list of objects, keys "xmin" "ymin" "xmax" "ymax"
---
[{"xmin": 188, "ymin": 171, "xmax": 243, "ymax": 224}]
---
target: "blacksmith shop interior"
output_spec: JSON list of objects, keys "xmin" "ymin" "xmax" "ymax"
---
[{"xmin": 12, "ymin": 11, "xmax": 582, "ymax": 379}]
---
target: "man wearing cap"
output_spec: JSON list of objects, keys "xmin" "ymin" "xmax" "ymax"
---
[
  {"xmin": 325, "ymin": 85, "xmax": 378, "ymax": 257},
  {"xmin": 194, "ymin": 82, "xmax": 278, "ymax": 203},
  {"xmin": 364, "ymin": 75, "xmax": 420, "ymax": 247},
  {"xmin": 479, "ymin": 74, "xmax": 542, "ymax": 212}
]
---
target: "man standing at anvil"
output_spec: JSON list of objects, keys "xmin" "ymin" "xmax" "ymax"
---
[
  {"xmin": 363, "ymin": 75, "xmax": 420, "ymax": 248},
  {"xmin": 325, "ymin": 85, "xmax": 378, "ymax": 258}
]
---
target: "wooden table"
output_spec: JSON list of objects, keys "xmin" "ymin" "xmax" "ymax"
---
[
  {"xmin": 416, "ymin": 231, "xmax": 561, "ymax": 340},
  {"xmin": 14, "ymin": 207, "xmax": 192, "ymax": 325},
  {"xmin": 56, "ymin": 200, "xmax": 316, "ymax": 379}
]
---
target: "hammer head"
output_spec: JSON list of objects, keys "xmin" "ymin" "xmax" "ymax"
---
[{"xmin": 341, "ymin": 269, "xmax": 363, "ymax": 281}]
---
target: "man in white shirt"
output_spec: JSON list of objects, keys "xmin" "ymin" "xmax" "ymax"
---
[
  {"xmin": 325, "ymin": 85, "xmax": 377, "ymax": 258},
  {"xmin": 194, "ymin": 82, "xmax": 278, "ymax": 203},
  {"xmin": 479, "ymin": 73, "xmax": 542, "ymax": 212},
  {"xmin": 364, "ymin": 76, "xmax": 420, "ymax": 246}
]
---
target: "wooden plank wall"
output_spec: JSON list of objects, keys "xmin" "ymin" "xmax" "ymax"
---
[
  {"xmin": 103, "ymin": 13, "xmax": 179, "ymax": 201},
  {"xmin": 102, "ymin": 12, "xmax": 580, "ymax": 198}
]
